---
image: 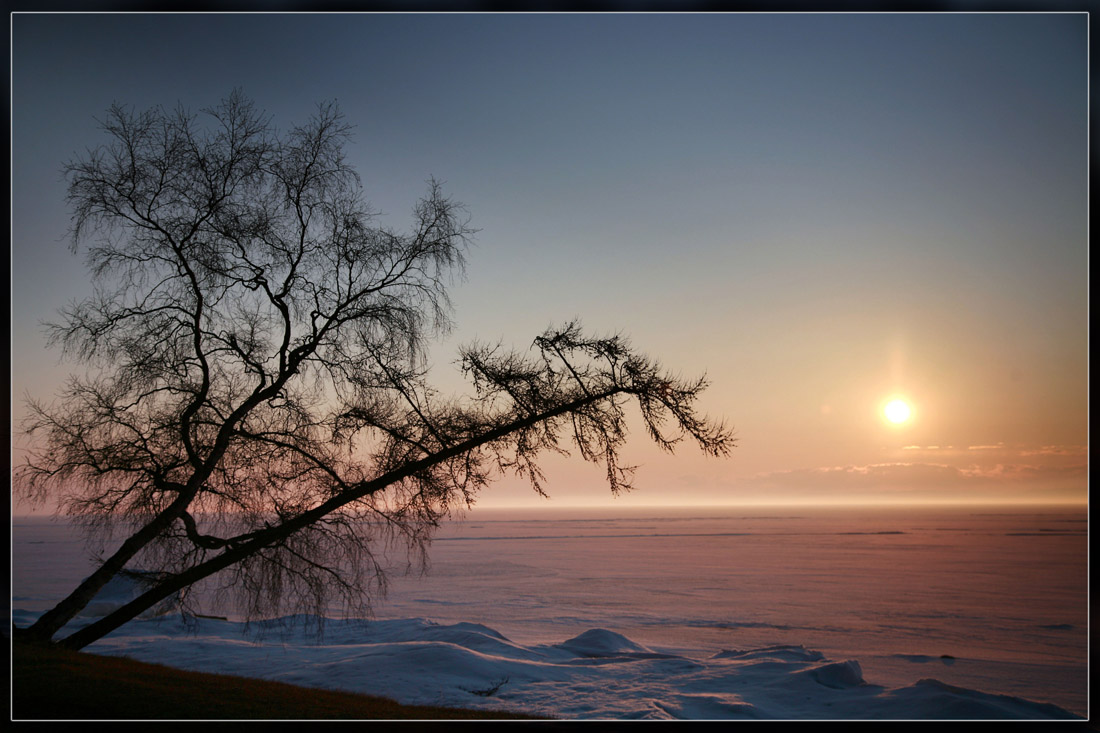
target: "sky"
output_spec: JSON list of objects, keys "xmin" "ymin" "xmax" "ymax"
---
[{"xmin": 10, "ymin": 12, "xmax": 1088, "ymax": 509}]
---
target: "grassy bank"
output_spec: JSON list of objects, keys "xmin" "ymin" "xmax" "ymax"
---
[{"xmin": 11, "ymin": 638, "xmax": 548, "ymax": 720}]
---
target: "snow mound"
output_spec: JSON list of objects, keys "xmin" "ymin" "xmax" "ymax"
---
[
  {"xmin": 892, "ymin": 679, "xmax": 1081, "ymax": 720},
  {"xmin": 712, "ymin": 644, "xmax": 825, "ymax": 662},
  {"xmin": 315, "ymin": 618, "xmax": 506, "ymax": 645},
  {"xmin": 556, "ymin": 628, "xmax": 655, "ymax": 657},
  {"xmin": 799, "ymin": 659, "xmax": 866, "ymax": 689}
]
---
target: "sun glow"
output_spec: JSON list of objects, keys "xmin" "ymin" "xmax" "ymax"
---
[{"xmin": 883, "ymin": 398, "xmax": 912, "ymax": 424}]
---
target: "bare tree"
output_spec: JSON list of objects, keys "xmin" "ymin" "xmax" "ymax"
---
[{"xmin": 14, "ymin": 91, "xmax": 734, "ymax": 651}]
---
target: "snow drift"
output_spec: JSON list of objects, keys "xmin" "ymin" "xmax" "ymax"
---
[{"xmin": 12, "ymin": 609, "xmax": 1078, "ymax": 721}]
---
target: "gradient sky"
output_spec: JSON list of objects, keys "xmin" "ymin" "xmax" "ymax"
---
[{"xmin": 10, "ymin": 12, "xmax": 1088, "ymax": 509}]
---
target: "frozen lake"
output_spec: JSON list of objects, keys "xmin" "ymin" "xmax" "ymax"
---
[{"xmin": 11, "ymin": 504, "xmax": 1088, "ymax": 719}]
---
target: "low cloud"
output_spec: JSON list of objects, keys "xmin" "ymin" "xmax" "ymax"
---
[
  {"xmin": 748, "ymin": 461, "xmax": 1087, "ymax": 497},
  {"xmin": 1018, "ymin": 445, "xmax": 1089, "ymax": 457},
  {"xmin": 898, "ymin": 445, "xmax": 970, "ymax": 456},
  {"xmin": 897, "ymin": 443, "xmax": 1086, "ymax": 461},
  {"xmin": 752, "ymin": 462, "xmax": 964, "ymax": 489},
  {"xmin": 957, "ymin": 463, "xmax": 1088, "ymax": 480}
]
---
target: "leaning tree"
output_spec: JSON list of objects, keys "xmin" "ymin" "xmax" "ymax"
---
[{"xmin": 14, "ymin": 91, "xmax": 733, "ymax": 650}]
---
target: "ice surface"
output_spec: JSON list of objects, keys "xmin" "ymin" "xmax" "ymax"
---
[{"xmin": 12, "ymin": 507, "xmax": 1087, "ymax": 719}]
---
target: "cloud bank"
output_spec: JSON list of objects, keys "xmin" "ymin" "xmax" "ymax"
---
[{"xmin": 746, "ymin": 458, "xmax": 1086, "ymax": 503}]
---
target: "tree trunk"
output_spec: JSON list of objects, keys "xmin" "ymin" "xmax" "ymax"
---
[
  {"xmin": 57, "ymin": 387, "xmax": 627, "ymax": 650},
  {"xmin": 23, "ymin": 490, "xmax": 197, "ymax": 642},
  {"xmin": 26, "ymin": 357, "xmax": 307, "ymax": 642}
]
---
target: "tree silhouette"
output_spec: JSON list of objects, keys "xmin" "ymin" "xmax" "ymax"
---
[{"xmin": 14, "ymin": 91, "xmax": 733, "ymax": 650}]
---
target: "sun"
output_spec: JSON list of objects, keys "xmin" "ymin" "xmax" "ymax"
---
[{"xmin": 883, "ymin": 398, "xmax": 912, "ymax": 424}]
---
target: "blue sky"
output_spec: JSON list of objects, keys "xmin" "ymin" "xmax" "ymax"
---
[{"xmin": 11, "ymin": 12, "xmax": 1088, "ymax": 507}]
